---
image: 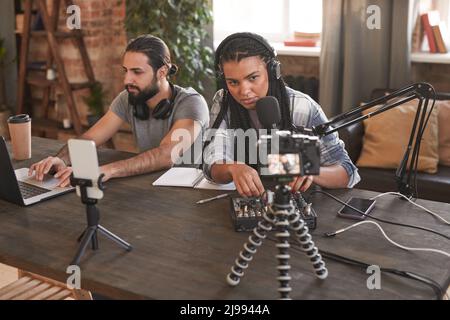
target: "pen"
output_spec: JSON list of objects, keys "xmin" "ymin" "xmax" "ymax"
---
[{"xmin": 196, "ymin": 193, "xmax": 229, "ymax": 204}]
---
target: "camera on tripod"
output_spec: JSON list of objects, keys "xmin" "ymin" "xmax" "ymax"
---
[
  {"xmin": 228, "ymin": 96, "xmax": 322, "ymax": 234},
  {"xmin": 226, "ymin": 97, "xmax": 328, "ymax": 298},
  {"xmin": 257, "ymin": 130, "xmax": 321, "ymax": 180}
]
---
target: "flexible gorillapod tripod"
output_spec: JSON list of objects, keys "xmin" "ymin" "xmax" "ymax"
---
[
  {"xmin": 70, "ymin": 174, "xmax": 132, "ymax": 266},
  {"xmin": 226, "ymin": 184, "xmax": 328, "ymax": 299}
]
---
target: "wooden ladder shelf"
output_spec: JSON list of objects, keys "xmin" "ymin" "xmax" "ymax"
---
[{"xmin": 16, "ymin": 0, "xmax": 96, "ymax": 135}]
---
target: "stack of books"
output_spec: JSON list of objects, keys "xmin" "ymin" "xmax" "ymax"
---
[
  {"xmin": 414, "ymin": 11, "xmax": 449, "ymax": 53},
  {"xmin": 284, "ymin": 31, "xmax": 320, "ymax": 47}
]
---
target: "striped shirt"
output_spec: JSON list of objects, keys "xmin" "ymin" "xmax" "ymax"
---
[{"xmin": 202, "ymin": 87, "xmax": 361, "ymax": 188}]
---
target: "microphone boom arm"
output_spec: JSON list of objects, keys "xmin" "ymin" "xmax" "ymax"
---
[{"xmin": 312, "ymin": 82, "xmax": 435, "ymax": 198}]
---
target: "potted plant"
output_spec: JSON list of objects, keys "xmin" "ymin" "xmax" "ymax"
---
[
  {"xmin": 125, "ymin": 0, "xmax": 214, "ymax": 93},
  {"xmin": 83, "ymin": 81, "xmax": 106, "ymax": 126},
  {"xmin": 0, "ymin": 38, "xmax": 12, "ymax": 139}
]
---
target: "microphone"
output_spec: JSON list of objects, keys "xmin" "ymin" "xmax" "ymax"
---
[{"xmin": 256, "ymin": 96, "xmax": 281, "ymax": 129}]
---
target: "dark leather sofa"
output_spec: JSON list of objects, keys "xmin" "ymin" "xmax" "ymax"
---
[{"xmin": 337, "ymin": 90, "xmax": 450, "ymax": 203}]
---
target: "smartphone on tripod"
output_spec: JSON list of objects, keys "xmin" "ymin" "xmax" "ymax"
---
[{"xmin": 68, "ymin": 139, "xmax": 104, "ymax": 200}]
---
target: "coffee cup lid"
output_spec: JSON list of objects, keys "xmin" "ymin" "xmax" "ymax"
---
[{"xmin": 8, "ymin": 114, "xmax": 31, "ymax": 124}]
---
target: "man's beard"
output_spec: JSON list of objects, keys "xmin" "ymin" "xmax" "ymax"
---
[{"xmin": 126, "ymin": 82, "xmax": 160, "ymax": 106}]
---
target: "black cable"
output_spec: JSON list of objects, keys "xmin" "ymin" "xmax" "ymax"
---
[
  {"xmin": 316, "ymin": 248, "xmax": 445, "ymax": 300},
  {"xmin": 307, "ymin": 190, "xmax": 450, "ymax": 240},
  {"xmin": 265, "ymin": 236, "xmax": 445, "ymax": 300}
]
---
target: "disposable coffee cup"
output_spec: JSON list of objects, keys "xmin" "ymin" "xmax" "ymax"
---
[{"xmin": 7, "ymin": 114, "xmax": 32, "ymax": 160}]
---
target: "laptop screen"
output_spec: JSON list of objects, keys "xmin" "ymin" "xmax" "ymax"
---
[{"xmin": 0, "ymin": 137, "xmax": 25, "ymax": 205}]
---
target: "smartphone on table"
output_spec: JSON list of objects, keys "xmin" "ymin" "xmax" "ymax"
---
[{"xmin": 337, "ymin": 197, "xmax": 376, "ymax": 220}]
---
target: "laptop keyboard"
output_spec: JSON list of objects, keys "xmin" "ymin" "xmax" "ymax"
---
[{"xmin": 18, "ymin": 181, "xmax": 51, "ymax": 199}]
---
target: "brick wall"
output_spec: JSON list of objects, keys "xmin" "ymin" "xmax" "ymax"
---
[
  {"xmin": 30, "ymin": 0, "xmax": 127, "ymax": 114},
  {"xmin": 28, "ymin": 0, "xmax": 136, "ymax": 151}
]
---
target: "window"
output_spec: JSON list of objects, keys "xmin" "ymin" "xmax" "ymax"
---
[
  {"xmin": 213, "ymin": 0, "xmax": 323, "ymax": 46},
  {"xmin": 411, "ymin": 0, "xmax": 450, "ymax": 63},
  {"xmin": 289, "ymin": 0, "xmax": 322, "ymax": 34},
  {"xmin": 420, "ymin": 0, "xmax": 449, "ymax": 23},
  {"xmin": 419, "ymin": 0, "xmax": 450, "ymax": 43}
]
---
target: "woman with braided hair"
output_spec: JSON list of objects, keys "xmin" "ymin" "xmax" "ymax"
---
[{"xmin": 203, "ymin": 32, "xmax": 360, "ymax": 197}]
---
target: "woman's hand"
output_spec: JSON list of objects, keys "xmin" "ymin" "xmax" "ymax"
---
[
  {"xmin": 289, "ymin": 175, "xmax": 314, "ymax": 193},
  {"xmin": 228, "ymin": 164, "xmax": 265, "ymax": 197}
]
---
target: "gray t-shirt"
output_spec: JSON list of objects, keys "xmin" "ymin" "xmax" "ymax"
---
[{"xmin": 110, "ymin": 85, "xmax": 209, "ymax": 152}]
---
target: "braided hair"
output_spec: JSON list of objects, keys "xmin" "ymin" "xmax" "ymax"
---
[{"xmin": 212, "ymin": 35, "xmax": 291, "ymax": 131}]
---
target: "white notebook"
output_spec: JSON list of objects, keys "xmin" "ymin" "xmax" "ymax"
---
[{"xmin": 152, "ymin": 167, "xmax": 236, "ymax": 191}]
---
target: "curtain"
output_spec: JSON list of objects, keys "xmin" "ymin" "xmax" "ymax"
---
[{"xmin": 319, "ymin": 0, "xmax": 416, "ymax": 116}]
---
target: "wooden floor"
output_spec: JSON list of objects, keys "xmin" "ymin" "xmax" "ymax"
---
[
  {"xmin": 0, "ymin": 263, "xmax": 18, "ymax": 288},
  {"xmin": 0, "ymin": 263, "xmax": 82, "ymax": 300}
]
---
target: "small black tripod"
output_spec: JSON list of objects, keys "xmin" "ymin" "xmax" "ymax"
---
[
  {"xmin": 70, "ymin": 174, "xmax": 132, "ymax": 266},
  {"xmin": 226, "ymin": 184, "xmax": 328, "ymax": 300}
]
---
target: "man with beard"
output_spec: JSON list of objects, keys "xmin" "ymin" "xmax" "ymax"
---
[{"xmin": 29, "ymin": 35, "xmax": 209, "ymax": 187}]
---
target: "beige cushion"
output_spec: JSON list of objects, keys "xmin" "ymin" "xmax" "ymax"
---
[
  {"xmin": 357, "ymin": 99, "xmax": 439, "ymax": 173},
  {"xmin": 437, "ymin": 100, "xmax": 450, "ymax": 166}
]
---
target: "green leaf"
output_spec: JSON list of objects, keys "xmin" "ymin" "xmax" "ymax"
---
[{"xmin": 124, "ymin": 0, "xmax": 213, "ymax": 93}]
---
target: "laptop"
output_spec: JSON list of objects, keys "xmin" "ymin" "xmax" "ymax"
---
[{"xmin": 0, "ymin": 136, "xmax": 74, "ymax": 206}]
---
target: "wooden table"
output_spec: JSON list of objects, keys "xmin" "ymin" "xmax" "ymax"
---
[{"xmin": 1, "ymin": 137, "xmax": 449, "ymax": 299}]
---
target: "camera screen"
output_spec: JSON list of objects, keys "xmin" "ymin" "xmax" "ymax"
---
[{"xmin": 266, "ymin": 153, "xmax": 301, "ymax": 175}]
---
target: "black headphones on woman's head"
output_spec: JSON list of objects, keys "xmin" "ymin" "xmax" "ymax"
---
[{"xmin": 214, "ymin": 32, "xmax": 282, "ymax": 90}]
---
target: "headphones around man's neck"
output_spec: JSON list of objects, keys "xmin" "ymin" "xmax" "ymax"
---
[
  {"xmin": 133, "ymin": 82, "xmax": 179, "ymax": 120},
  {"xmin": 214, "ymin": 32, "xmax": 282, "ymax": 90}
]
